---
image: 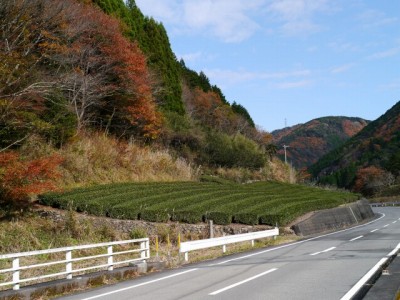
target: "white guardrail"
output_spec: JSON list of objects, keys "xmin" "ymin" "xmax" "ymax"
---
[
  {"xmin": 180, "ymin": 228, "xmax": 279, "ymax": 261},
  {"xmin": 0, "ymin": 238, "xmax": 150, "ymax": 291}
]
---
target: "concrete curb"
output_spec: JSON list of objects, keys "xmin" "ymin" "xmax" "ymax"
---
[{"xmin": 0, "ymin": 261, "xmax": 166, "ymax": 300}]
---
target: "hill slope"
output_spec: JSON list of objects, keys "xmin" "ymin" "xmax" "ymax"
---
[
  {"xmin": 309, "ymin": 101, "xmax": 400, "ymax": 192},
  {"xmin": 272, "ymin": 117, "xmax": 368, "ymax": 169}
]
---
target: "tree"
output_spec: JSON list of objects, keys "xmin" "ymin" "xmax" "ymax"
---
[
  {"xmin": 354, "ymin": 166, "xmax": 394, "ymax": 196},
  {"xmin": 0, "ymin": 152, "xmax": 63, "ymax": 210}
]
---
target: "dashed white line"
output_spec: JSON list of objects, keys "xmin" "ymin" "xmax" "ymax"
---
[
  {"xmin": 350, "ymin": 235, "xmax": 364, "ymax": 242},
  {"xmin": 370, "ymin": 229, "xmax": 379, "ymax": 233},
  {"xmin": 209, "ymin": 268, "xmax": 277, "ymax": 295},
  {"xmin": 209, "ymin": 213, "xmax": 385, "ymax": 266},
  {"xmin": 392, "ymin": 221, "xmax": 397, "ymax": 224},
  {"xmin": 310, "ymin": 247, "xmax": 336, "ymax": 256},
  {"xmin": 383, "ymin": 224, "xmax": 390, "ymax": 228}
]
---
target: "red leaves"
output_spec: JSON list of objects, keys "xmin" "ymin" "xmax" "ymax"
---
[
  {"xmin": 354, "ymin": 166, "xmax": 394, "ymax": 196},
  {"xmin": 66, "ymin": 3, "xmax": 161, "ymax": 138},
  {"xmin": 0, "ymin": 152, "xmax": 63, "ymax": 207}
]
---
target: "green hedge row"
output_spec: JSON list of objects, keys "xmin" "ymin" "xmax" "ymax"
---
[{"xmin": 39, "ymin": 181, "xmax": 359, "ymax": 226}]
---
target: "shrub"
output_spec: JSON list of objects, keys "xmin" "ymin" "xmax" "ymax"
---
[
  {"xmin": 140, "ymin": 209, "xmax": 170, "ymax": 223},
  {"xmin": 171, "ymin": 211, "xmax": 203, "ymax": 224},
  {"xmin": 108, "ymin": 206, "xmax": 139, "ymax": 220},
  {"xmin": 259, "ymin": 214, "xmax": 283, "ymax": 226},
  {"xmin": 205, "ymin": 211, "xmax": 232, "ymax": 225},
  {"xmin": 83, "ymin": 202, "xmax": 107, "ymax": 216},
  {"xmin": 129, "ymin": 227, "xmax": 148, "ymax": 239},
  {"xmin": 233, "ymin": 213, "xmax": 259, "ymax": 225}
]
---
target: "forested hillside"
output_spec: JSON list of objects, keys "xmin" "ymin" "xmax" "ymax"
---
[
  {"xmin": 272, "ymin": 117, "xmax": 368, "ymax": 169},
  {"xmin": 0, "ymin": 0, "xmax": 284, "ymax": 211},
  {"xmin": 309, "ymin": 101, "xmax": 400, "ymax": 196}
]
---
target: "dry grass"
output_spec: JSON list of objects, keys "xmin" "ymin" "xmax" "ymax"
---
[
  {"xmin": 211, "ymin": 157, "xmax": 296, "ymax": 184},
  {"xmin": 0, "ymin": 211, "xmax": 298, "ymax": 291},
  {"xmin": 18, "ymin": 133, "xmax": 197, "ymax": 189},
  {"xmin": 58, "ymin": 133, "xmax": 197, "ymax": 187}
]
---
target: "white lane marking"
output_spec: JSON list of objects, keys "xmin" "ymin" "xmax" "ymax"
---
[
  {"xmin": 209, "ymin": 213, "xmax": 385, "ymax": 266},
  {"xmin": 370, "ymin": 229, "xmax": 379, "ymax": 233},
  {"xmin": 341, "ymin": 242, "xmax": 400, "ymax": 300},
  {"xmin": 388, "ymin": 242, "xmax": 400, "ymax": 256},
  {"xmin": 310, "ymin": 246, "xmax": 336, "ymax": 256},
  {"xmin": 383, "ymin": 224, "xmax": 389, "ymax": 228},
  {"xmin": 209, "ymin": 268, "xmax": 277, "ymax": 296},
  {"xmin": 392, "ymin": 221, "xmax": 397, "ymax": 224},
  {"xmin": 350, "ymin": 235, "xmax": 363, "ymax": 242},
  {"xmin": 80, "ymin": 268, "xmax": 199, "ymax": 300},
  {"xmin": 340, "ymin": 257, "xmax": 388, "ymax": 300}
]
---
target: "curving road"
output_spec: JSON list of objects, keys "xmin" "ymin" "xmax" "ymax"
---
[{"xmin": 60, "ymin": 207, "xmax": 400, "ymax": 300}]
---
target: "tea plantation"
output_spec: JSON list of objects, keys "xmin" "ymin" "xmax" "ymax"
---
[{"xmin": 39, "ymin": 180, "xmax": 359, "ymax": 226}]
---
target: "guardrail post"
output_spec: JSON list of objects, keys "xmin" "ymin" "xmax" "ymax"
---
[
  {"xmin": 251, "ymin": 240, "xmax": 255, "ymax": 247},
  {"xmin": 66, "ymin": 250, "xmax": 72, "ymax": 279},
  {"xmin": 107, "ymin": 246, "xmax": 113, "ymax": 271},
  {"xmin": 146, "ymin": 240, "xmax": 150, "ymax": 258},
  {"xmin": 222, "ymin": 244, "xmax": 226, "ymax": 253},
  {"xmin": 12, "ymin": 257, "xmax": 20, "ymax": 290},
  {"xmin": 140, "ymin": 241, "xmax": 146, "ymax": 262},
  {"xmin": 184, "ymin": 252, "xmax": 188, "ymax": 262}
]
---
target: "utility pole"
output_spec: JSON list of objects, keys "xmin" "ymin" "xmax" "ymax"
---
[{"xmin": 283, "ymin": 145, "xmax": 290, "ymax": 164}]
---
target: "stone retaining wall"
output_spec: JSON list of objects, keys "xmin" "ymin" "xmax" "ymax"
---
[
  {"xmin": 291, "ymin": 199, "xmax": 375, "ymax": 236},
  {"xmin": 37, "ymin": 208, "xmax": 272, "ymax": 239}
]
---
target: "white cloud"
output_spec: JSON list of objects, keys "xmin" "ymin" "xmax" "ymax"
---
[
  {"xmin": 273, "ymin": 79, "xmax": 313, "ymax": 89},
  {"xmin": 136, "ymin": 0, "xmax": 266, "ymax": 43},
  {"xmin": 266, "ymin": 0, "xmax": 332, "ymax": 35},
  {"xmin": 380, "ymin": 78, "xmax": 400, "ymax": 90},
  {"xmin": 368, "ymin": 47, "xmax": 400, "ymax": 60},
  {"xmin": 331, "ymin": 63, "xmax": 355, "ymax": 74},
  {"xmin": 329, "ymin": 41, "xmax": 360, "ymax": 53},
  {"xmin": 182, "ymin": 0, "xmax": 264, "ymax": 42},
  {"xmin": 358, "ymin": 9, "xmax": 398, "ymax": 28},
  {"xmin": 134, "ymin": 0, "xmax": 179, "ymax": 23},
  {"xmin": 204, "ymin": 68, "xmax": 311, "ymax": 86},
  {"xmin": 178, "ymin": 51, "xmax": 203, "ymax": 63}
]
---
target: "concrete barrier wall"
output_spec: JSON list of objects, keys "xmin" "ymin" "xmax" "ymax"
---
[{"xmin": 291, "ymin": 199, "xmax": 375, "ymax": 236}]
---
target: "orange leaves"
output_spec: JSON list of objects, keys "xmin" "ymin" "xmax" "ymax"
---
[
  {"xmin": 354, "ymin": 166, "xmax": 393, "ymax": 196},
  {"xmin": 66, "ymin": 3, "xmax": 161, "ymax": 138},
  {"xmin": 0, "ymin": 152, "xmax": 63, "ymax": 207},
  {"xmin": 342, "ymin": 120, "xmax": 367, "ymax": 137}
]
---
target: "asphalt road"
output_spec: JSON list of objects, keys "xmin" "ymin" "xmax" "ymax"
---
[{"xmin": 60, "ymin": 207, "xmax": 400, "ymax": 300}]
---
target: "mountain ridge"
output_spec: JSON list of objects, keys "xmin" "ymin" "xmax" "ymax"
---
[{"xmin": 272, "ymin": 116, "xmax": 369, "ymax": 169}]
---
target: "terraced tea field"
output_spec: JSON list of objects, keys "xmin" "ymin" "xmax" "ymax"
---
[{"xmin": 39, "ymin": 181, "xmax": 359, "ymax": 226}]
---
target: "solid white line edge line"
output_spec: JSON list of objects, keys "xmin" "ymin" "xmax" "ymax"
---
[
  {"xmin": 340, "ymin": 242, "xmax": 400, "ymax": 300},
  {"xmin": 80, "ymin": 268, "xmax": 199, "ymax": 300},
  {"xmin": 78, "ymin": 211, "xmax": 387, "ymax": 299},
  {"xmin": 209, "ymin": 268, "xmax": 278, "ymax": 295},
  {"xmin": 209, "ymin": 212, "xmax": 386, "ymax": 266}
]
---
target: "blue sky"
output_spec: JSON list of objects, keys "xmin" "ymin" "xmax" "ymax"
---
[{"xmin": 135, "ymin": 0, "xmax": 400, "ymax": 132}]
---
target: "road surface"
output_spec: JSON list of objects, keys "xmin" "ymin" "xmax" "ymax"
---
[{"xmin": 60, "ymin": 207, "xmax": 400, "ymax": 300}]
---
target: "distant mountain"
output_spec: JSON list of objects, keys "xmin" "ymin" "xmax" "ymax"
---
[
  {"xmin": 272, "ymin": 117, "xmax": 369, "ymax": 169},
  {"xmin": 309, "ymin": 101, "xmax": 400, "ymax": 190}
]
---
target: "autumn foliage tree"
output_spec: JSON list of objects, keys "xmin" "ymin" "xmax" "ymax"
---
[
  {"xmin": 0, "ymin": 152, "xmax": 63, "ymax": 210},
  {"xmin": 354, "ymin": 166, "xmax": 395, "ymax": 196}
]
